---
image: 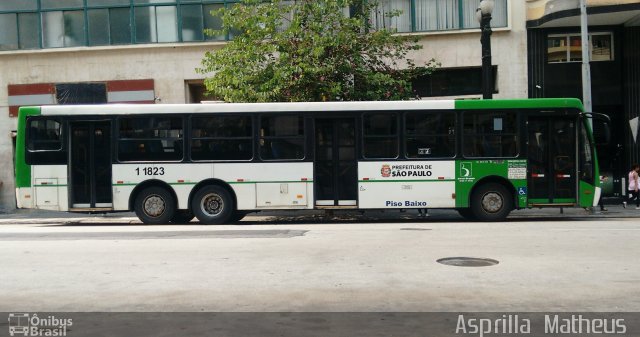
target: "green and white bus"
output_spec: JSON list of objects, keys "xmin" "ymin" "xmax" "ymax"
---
[{"xmin": 15, "ymin": 99, "xmax": 601, "ymax": 223}]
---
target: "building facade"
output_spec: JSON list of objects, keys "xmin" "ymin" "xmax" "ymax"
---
[
  {"xmin": 0, "ymin": 0, "xmax": 528, "ymax": 211},
  {"xmin": 526, "ymin": 0, "xmax": 640, "ymax": 198}
]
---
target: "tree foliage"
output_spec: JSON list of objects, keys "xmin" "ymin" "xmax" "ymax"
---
[{"xmin": 197, "ymin": 0, "xmax": 438, "ymax": 102}]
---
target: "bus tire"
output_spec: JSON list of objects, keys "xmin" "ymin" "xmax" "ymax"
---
[
  {"xmin": 192, "ymin": 185, "xmax": 233, "ymax": 225},
  {"xmin": 171, "ymin": 210, "xmax": 195, "ymax": 224},
  {"xmin": 134, "ymin": 186, "xmax": 176, "ymax": 224},
  {"xmin": 470, "ymin": 183, "xmax": 513, "ymax": 221}
]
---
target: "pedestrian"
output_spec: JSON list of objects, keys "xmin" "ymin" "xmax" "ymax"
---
[
  {"xmin": 624, "ymin": 164, "xmax": 640, "ymax": 209},
  {"xmin": 598, "ymin": 175, "xmax": 608, "ymax": 212}
]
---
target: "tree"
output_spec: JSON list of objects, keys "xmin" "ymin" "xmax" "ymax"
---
[{"xmin": 197, "ymin": 0, "xmax": 438, "ymax": 102}]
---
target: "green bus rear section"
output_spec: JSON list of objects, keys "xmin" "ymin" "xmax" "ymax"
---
[{"xmin": 15, "ymin": 106, "xmax": 40, "ymax": 188}]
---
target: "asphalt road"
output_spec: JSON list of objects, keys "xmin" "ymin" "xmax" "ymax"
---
[{"xmin": 1, "ymin": 208, "xmax": 639, "ymax": 313}]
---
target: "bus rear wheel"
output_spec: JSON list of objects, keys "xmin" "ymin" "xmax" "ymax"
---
[
  {"xmin": 134, "ymin": 186, "xmax": 176, "ymax": 224},
  {"xmin": 192, "ymin": 185, "xmax": 233, "ymax": 225},
  {"xmin": 470, "ymin": 183, "xmax": 513, "ymax": 221}
]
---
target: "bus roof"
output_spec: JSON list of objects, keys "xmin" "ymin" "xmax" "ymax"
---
[{"xmin": 27, "ymin": 98, "xmax": 584, "ymax": 116}]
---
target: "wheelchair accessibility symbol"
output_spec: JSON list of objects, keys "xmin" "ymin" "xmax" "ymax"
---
[{"xmin": 518, "ymin": 187, "xmax": 527, "ymax": 196}]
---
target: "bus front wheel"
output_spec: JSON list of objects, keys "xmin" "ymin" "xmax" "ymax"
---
[
  {"xmin": 134, "ymin": 186, "xmax": 176, "ymax": 224},
  {"xmin": 470, "ymin": 183, "xmax": 513, "ymax": 221},
  {"xmin": 192, "ymin": 185, "xmax": 233, "ymax": 225}
]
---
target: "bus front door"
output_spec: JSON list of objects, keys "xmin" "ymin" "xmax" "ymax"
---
[
  {"xmin": 69, "ymin": 121, "xmax": 113, "ymax": 210},
  {"xmin": 314, "ymin": 118, "xmax": 358, "ymax": 207},
  {"xmin": 527, "ymin": 117, "xmax": 577, "ymax": 205}
]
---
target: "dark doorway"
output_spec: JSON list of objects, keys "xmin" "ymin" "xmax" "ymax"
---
[
  {"xmin": 314, "ymin": 118, "xmax": 358, "ymax": 207},
  {"xmin": 70, "ymin": 121, "xmax": 112, "ymax": 209}
]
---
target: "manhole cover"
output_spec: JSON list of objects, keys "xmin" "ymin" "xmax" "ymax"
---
[{"xmin": 436, "ymin": 257, "xmax": 499, "ymax": 267}]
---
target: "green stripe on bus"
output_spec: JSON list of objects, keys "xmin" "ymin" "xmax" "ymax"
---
[
  {"xmin": 15, "ymin": 107, "xmax": 41, "ymax": 188},
  {"xmin": 228, "ymin": 180, "xmax": 313, "ymax": 184},
  {"xmin": 359, "ymin": 179, "xmax": 455, "ymax": 183},
  {"xmin": 454, "ymin": 98, "xmax": 584, "ymax": 111},
  {"xmin": 112, "ymin": 181, "xmax": 314, "ymax": 186}
]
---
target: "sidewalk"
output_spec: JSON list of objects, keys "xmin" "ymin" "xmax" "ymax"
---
[{"xmin": 0, "ymin": 204, "xmax": 638, "ymax": 225}]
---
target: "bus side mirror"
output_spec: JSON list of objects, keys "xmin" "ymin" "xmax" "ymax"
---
[
  {"xmin": 583, "ymin": 113, "xmax": 611, "ymax": 146},
  {"xmin": 593, "ymin": 119, "xmax": 611, "ymax": 145}
]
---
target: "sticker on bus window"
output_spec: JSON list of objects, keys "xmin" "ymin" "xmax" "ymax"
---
[{"xmin": 418, "ymin": 148, "xmax": 432, "ymax": 155}]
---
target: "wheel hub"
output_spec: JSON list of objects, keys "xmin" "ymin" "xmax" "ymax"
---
[
  {"xmin": 481, "ymin": 192, "xmax": 503, "ymax": 213},
  {"xmin": 202, "ymin": 193, "xmax": 223, "ymax": 216},
  {"xmin": 143, "ymin": 195, "xmax": 165, "ymax": 218}
]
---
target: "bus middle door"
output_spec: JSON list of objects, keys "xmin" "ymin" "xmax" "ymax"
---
[
  {"xmin": 314, "ymin": 118, "xmax": 358, "ymax": 207},
  {"xmin": 69, "ymin": 121, "xmax": 113, "ymax": 210}
]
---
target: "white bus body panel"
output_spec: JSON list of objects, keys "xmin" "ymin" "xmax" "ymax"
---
[
  {"xmin": 16, "ymin": 187, "xmax": 33, "ymax": 209},
  {"xmin": 112, "ymin": 162, "xmax": 314, "ymax": 211},
  {"xmin": 358, "ymin": 161, "xmax": 456, "ymax": 209},
  {"xmin": 31, "ymin": 165, "xmax": 68, "ymax": 211}
]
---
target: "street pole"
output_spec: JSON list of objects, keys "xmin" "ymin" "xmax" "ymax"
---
[
  {"xmin": 580, "ymin": 0, "xmax": 592, "ymax": 117},
  {"xmin": 477, "ymin": 0, "xmax": 494, "ymax": 100},
  {"xmin": 580, "ymin": 0, "xmax": 595, "ymax": 213}
]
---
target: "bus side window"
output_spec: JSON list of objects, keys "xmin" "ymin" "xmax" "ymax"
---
[
  {"xmin": 25, "ymin": 118, "xmax": 66, "ymax": 165},
  {"xmin": 259, "ymin": 115, "xmax": 304, "ymax": 161},
  {"xmin": 463, "ymin": 111, "xmax": 517, "ymax": 158},
  {"xmin": 118, "ymin": 116, "xmax": 183, "ymax": 162},
  {"xmin": 363, "ymin": 113, "xmax": 398, "ymax": 159},
  {"xmin": 191, "ymin": 115, "xmax": 253, "ymax": 161}
]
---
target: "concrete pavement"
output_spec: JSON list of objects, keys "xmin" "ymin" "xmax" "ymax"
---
[{"xmin": 0, "ymin": 214, "xmax": 639, "ymax": 312}]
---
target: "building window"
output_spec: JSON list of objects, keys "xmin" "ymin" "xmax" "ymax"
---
[
  {"xmin": 0, "ymin": 14, "xmax": 18, "ymax": 50},
  {"xmin": 412, "ymin": 66, "xmax": 497, "ymax": 97},
  {"xmin": 42, "ymin": 10, "xmax": 86, "ymax": 48},
  {"xmin": 547, "ymin": 32, "xmax": 614, "ymax": 63},
  {"xmin": 88, "ymin": 8, "xmax": 132, "ymax": 45},
  {"xmin": 0, "ymin": 1, "xmax": 38, "ymax": 11},
  {"xmin": 0, "ymin": 0, "xmax": 508, "ymax": 50},
  {"xmin": 135, "ymin": 5, "xmax": 178, "ymax": 43},
  {"xmin": 372, "ymin": 0, "xmax": 508, "ymax": 32}
]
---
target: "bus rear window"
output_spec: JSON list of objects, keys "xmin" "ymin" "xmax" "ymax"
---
[
  {"xmin": 28, "ymin": 119, "xmax": 62, "ymax": 151},
  {"xmin": 25, "ymin": 118, "xmax": 66, "ymax": 165}
]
